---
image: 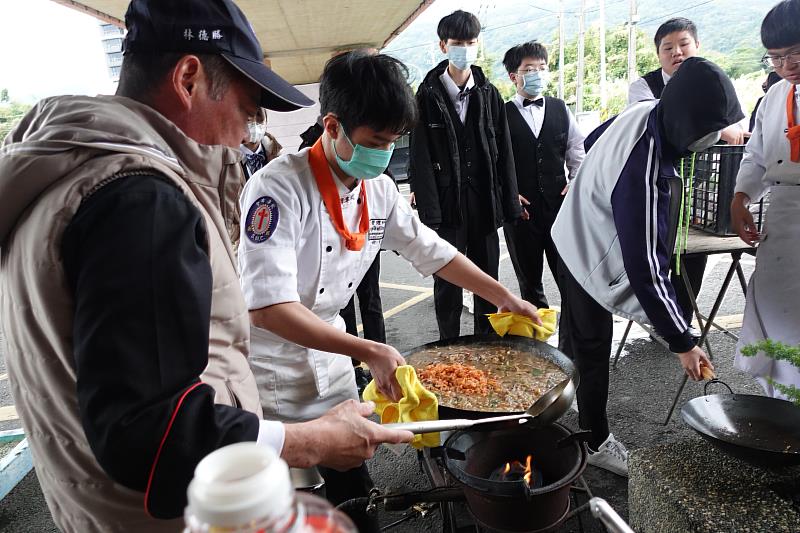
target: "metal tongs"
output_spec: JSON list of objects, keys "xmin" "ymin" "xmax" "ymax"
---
[{"xmin": 383, "ymin": 376, "xmax": 575, "ymax": 434}]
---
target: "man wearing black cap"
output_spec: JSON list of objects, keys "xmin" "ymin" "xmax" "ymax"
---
[
  {"xmin": 551, "ymin": 57, "xmax": 743, "ymax": 477},
  {"xmin": 0, "ymin": 1, "xmax": 412, "ymax": 531}
]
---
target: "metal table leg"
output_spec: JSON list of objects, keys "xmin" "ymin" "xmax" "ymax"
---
[
  {"xmin": 612, "ymin": 320, "xmax": 633, "ymax": 369},
  {"xmin": 663, "ymin": 253, "xmax": 742, "ymax": 425}
]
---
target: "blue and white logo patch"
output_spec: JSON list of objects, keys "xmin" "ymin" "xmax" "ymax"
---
[{"xmin": 245, "ymin": 196, "xmax": 279, "ymax": 243}]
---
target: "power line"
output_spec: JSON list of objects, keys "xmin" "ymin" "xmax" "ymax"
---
[{"xmin": 638, "ymin": 0, "xmax": 717, "ymax": 25}]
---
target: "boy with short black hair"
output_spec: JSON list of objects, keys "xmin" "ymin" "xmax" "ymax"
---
[
  {"xmin": 239, "ymin": 50, "xmax": 540, "ymax": 507},
  {"xmin": 628, "ymin": 17, "xmax": 746, "ymax": 145},
  {"xmin": 732, "ymin": 0, "xmax": 800, "ymax": 398},
  {"xmin": 501, "ymin": 41, "xmax": 585, "ymax": 308},
  {"xmin": 410, "ymin": 10, "xmax": 523, "ymax": 340}
]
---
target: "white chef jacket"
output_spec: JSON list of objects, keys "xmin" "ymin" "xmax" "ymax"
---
[
  {"xmin": 238, "ymin": 148, "xmax": 458, "ymax": 421},
  {"xmin": 511, "ymin": 93, "xmax": 585, "ymax": 180},
  {"xmin": 735, "ymin": 80, "xmax": 800, "ymax": 201},
  {"xmin": 733, "ymin": 80, "xmax": 800, "ymax": 398}
]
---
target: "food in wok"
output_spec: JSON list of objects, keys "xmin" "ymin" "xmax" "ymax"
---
[{"xmin": 414, "ymin": 343, "xmax": 566, "ymax": 412}]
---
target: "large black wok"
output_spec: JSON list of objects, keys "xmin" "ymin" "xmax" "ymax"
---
[
  {"xmin": 403, "ymin": 334, "xmax": 576, "ymax": 419},
  {"xmin": 681, "ymin": 381, "xmax": 800, "ymax": 467}
]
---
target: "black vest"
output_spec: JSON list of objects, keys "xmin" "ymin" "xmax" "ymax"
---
[
  {"xmin": 441, "ymin": 90, "xmax": 490, "ymax": 197},
  {"xmin": 505, "ymin": 97, "xmax": 569, "ymax": 209},
  {"xmin": 642, "ymin": 68, "xmax": 665, "ymax": 99}
]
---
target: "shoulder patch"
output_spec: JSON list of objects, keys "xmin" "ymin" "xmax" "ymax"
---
[{"xmin": 245, "ymin": 196, "xmax": 279, "ymax": 243}]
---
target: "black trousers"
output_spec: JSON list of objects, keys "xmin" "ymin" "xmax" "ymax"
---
[
  {"xmin": 433, "ymin": 187, "xmax": 499, "ymax": 339},
  {"xmin": 503, "ymin": 209, "xmax": 561, "ymax": 309},
  {"xmin": 557, "ymin": 259, "xmax": 613, "ymax": 450},
  {"xmin": 341, "ymin": 254, "xmax": 386, "ymax": 350},
  {"xmin": 670, "ymin": 255, "xmax": 707, "ymax": 324}
]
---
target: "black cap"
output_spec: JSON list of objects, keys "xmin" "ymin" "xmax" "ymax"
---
[{"xmin": 122, "ymin": 0, "xmax": 314, "ymax": 112}]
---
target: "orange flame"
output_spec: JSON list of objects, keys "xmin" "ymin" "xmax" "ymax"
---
[
  {"xmin": 523, "ymin": 455, "xmax": 532, "ymax": 485},
  {"xmin": 500, "ymin": 455, "xmax": 535, "ymax": 486}
]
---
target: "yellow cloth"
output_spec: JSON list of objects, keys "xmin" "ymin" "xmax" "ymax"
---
[
  {"xmin": 363, "ymin": 365, "xmax": 439, "ymax": 448},
  {"xmin": 487, "ymin": 309, "xmax": 557, "ymax": 340}
]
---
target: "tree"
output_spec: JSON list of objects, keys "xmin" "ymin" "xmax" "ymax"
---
[
  {"xmin": 0, "ymin": 88, "xmax": 8, "ymax": 103},
  {"xmin": 741, "ymin": 340, "xmax": 800, "ymax": 405},
  {"xmin": 0, "ymin": 98, "xmax": 32, "ymax": 140},
  {"xmin": 548, "ymin": 24, "xmax": 659, "ymax": 117}
]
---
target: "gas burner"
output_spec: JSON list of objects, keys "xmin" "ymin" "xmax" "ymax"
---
[{"xmin": 379, "ymin": 423, "xmax": 601, "ymax": 533}]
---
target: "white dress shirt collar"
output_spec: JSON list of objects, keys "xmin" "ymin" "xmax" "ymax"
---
[
  {"xmin": 440, "ymin": 67, "xmax": 475, "ymax": 102},
  {"xmin": 240, "ymin": 143, "xmax": 264, "ymax": 156}
]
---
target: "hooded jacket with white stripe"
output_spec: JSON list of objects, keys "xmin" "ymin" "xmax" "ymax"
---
[{"xmin": 552, "ymin": 57, "xmax": 744, "ymax": 353}]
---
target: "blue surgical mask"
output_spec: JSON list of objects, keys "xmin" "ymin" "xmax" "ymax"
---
[
  {"xmin": 522, "ymin": 70, "xmax": 549, "ymax": 97},
  {"xmin": 447, "ymin": 45, "xmax": 479, "ymax": 71},
  {"xmin": 332, "ymin": 129, "xmax": 394, "ymax": 180}
]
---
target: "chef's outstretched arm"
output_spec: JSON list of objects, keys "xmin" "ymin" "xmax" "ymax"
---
[
  {"xmin": 250, "ymin": 303, "xmax": 405, "ymax": 401},
  {"xmin": 435, "ymin": 254, "xmax": 543, "ymax": 325}
]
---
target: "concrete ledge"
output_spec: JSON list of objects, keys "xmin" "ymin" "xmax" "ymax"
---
[{"xmin": 629, "ymin": 437, "xmax": 800, "ymax": 533}]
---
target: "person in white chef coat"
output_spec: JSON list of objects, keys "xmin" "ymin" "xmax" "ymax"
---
[
  {"xmin": 731, "ymin": 0, "xmax": 800, "ymax": 399},
  {"xmin": 238, "ymin": 50, "xmax": 542, "ymax": 508}
]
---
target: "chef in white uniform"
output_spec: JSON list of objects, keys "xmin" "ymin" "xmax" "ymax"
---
[
  {"xmin": 238, "ymin": 51, "xmax": 542, "ymax": 424},
  {"xmin": 731, "ymin": 0, "xmax": 800, "ymax": 399}
]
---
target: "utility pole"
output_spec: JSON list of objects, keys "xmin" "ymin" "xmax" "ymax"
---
[
  {"xmin": 558, "ymin": 0, "xmax": 565, "ymax": 100},
  {"xmin": 599, "ymin": 0, "xmax": 607, "ymax": 109},
  {"xmin": 576, "ymin": 0, "xmax": 586, "ymax": 113},
  {"xmin": 627, "ymin": 0, "xmax": 639, "ymax": 84}
]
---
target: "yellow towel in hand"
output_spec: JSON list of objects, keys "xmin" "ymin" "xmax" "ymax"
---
[
  {"xmin": 363, "ymin": 365, "xmax": 439, "ymax": 448},
  {"xmin": 487, "ymin": 309, "xmax": 557, "ymax": 341}
]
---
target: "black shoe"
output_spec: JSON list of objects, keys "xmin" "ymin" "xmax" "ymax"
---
[{"xmin": 354, "ymin": 367, "xmax": 372, "ymax": 396}]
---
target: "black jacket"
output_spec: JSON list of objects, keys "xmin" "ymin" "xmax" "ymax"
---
[{"xmin": 409, "ymin": 60, "xmax": 520, "ymax": 228}]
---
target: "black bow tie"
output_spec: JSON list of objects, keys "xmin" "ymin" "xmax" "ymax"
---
[
  {"xmin": 458, "ymin": 87, "xmax": 472, "ymax": 101},
  {"xmin": 245, "ymin": 152, "xmax": 266, "ymax": 173},
  {"xmin": 523, "ymin": 98, "xmax": 544, "ymax": 107}
]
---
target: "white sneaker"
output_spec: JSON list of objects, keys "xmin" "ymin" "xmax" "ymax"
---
[{"xmin": 587, "ymin": 433, "xmax": 629, "ymax": 477}]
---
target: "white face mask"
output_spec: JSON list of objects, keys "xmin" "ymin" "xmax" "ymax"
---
[
  {"xmin": 246, "ymin": 122, "xmax": 266, "ymax": 144},
  {"xmin": 687, "ymin": 130, "xmax": 721, "ymax": 152}
]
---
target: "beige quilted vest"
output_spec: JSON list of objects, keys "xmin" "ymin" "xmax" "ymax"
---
[{"xmin": 0, "ymin": 95, "xmax": 261, "ymax": 532}]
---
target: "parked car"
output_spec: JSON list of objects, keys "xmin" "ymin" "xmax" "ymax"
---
[{"xmin": 387, "ymin": 134, "xmax": 409, "ymax": 182}]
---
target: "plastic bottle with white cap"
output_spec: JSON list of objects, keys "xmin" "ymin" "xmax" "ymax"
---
[{"xmin": 184, "ymin": 442, "xmax": 357, "ymax": 533}]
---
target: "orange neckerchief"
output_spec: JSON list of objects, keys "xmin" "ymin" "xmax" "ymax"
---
[
  {"xmin": 787, "ymin": 85, "xmax": 800, "ymax": 163},
  {"xmin": 308, "ymin": 139, "xmax": 368, "ymax": 251}
]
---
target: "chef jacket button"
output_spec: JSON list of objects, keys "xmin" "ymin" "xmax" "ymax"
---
[
  {"xmin": 778, "ymin": 160, "xmax": 783, "ymax": 164},
  {"xmin": 319, "ymin": 288, "xmax": 325, "ymax": 294},
  {"xmin": 357, "ymin": 198, "xmax": 362, "ymax": 204},
  {"xmin": 326, "ymin": 245, "xmax": 332, "ymax": 252},
  {"xmin": 348, "ymin": 282, "xmax": 353, "ymax": 288}
]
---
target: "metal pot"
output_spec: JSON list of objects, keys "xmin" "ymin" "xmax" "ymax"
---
[
  {"xmin": 403, "ymin": 334, "xmax": 576, "ymax": 420},
  {"xmin": 442, "ymin": 423, "xmax": 588, "ymax": 532},
  {"xmin": 681, "ymin": 380, "xmax": 800, "ymax": 467}
]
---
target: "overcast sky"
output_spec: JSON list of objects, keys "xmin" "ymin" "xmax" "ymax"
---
[{"xmin": 0, "ymin": 0, "xmax": 114, "ymax": 103}]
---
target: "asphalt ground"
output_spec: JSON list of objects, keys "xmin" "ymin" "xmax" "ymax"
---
[{"xmin": 0, "ymin": 183, "xmax": 762, "ymax": 532}]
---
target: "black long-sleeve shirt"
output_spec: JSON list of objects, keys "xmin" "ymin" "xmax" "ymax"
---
[{"xmin": 62, "ymin": 174, "xmax": 259, "ymax": 519}]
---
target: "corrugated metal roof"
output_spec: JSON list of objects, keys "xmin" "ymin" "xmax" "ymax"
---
[{"xmin": 52, "ymin": 0, "xmax": 433, "ymax": 84}]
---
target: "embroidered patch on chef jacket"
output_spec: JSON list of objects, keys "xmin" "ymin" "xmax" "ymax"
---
[
  {"xmin": 245, "ymin": 196, "xmax": 279, "ymax": 243},
  {"xmin": 368, "ymin": 218, "xmax": 386, "ymax": 241}
]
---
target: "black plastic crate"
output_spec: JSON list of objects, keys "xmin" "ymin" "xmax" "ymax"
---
[{"xmin": 687, "ymin": 144, "xmax": 766, "ymax": 236}]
